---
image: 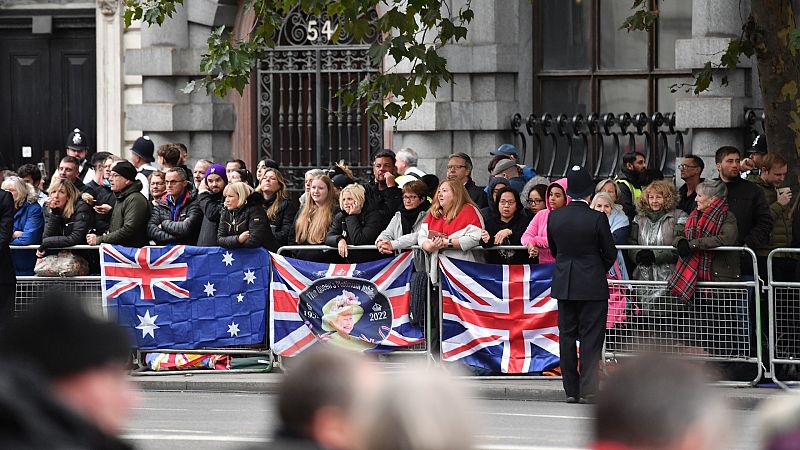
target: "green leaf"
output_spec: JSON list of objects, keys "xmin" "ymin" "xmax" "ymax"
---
[{"xmin": 789, "ymin": 27, "xmax": 800, "ymax": 51}]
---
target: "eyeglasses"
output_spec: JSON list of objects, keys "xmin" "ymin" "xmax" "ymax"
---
[
  {"xmin": 498, "ymin": 200, "xmax": 516, "ymax": 206},
  {"xmin": 527, "ymin": 198, "xmax": 545, "ymax": 206},
  {"xmin": 402, "ymin": 195, "xmax": 419, "ymax": 201},
  {"xmin": 447, "ymin": 165, "xmax": 467, "ymax": 171},
  {"xmin": 678, "ymin": 164, "xmax": 699, "ymax": 170},
  {"xmin": 165, "ymin": 180, "xmax": 185, "ymax": 185}
]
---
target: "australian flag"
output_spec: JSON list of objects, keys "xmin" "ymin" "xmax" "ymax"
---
[
  {"xmin": 101, "ymin": 245, "xmax": 269, "ymax": 350},
  {"xmin": 270, "ymin": 251, "xmax": 424, "ymax": 356},
  {"xmin": 440, "ymin": 256, "xmax": 559, "ymax": 374}
]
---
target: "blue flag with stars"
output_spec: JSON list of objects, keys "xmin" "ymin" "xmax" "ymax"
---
[{"xmin": 101, "ymin": 244, "xmax": 269, "ymax": 350}]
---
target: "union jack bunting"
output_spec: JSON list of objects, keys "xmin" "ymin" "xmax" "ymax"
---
[
  {"xmin": 270, "ymin": 251, "xmax": 424, "ymax": 356},
  {"xmin": 440, "ymin": 256, "xmax": 560, "ymax": 374}
]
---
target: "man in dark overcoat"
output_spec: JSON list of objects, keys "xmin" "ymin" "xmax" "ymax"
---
[{"xmin": 547, "ymin": 165, "xmax": 616, "ymax": 403}]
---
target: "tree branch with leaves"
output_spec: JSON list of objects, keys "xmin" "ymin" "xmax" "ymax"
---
[{"xmin": 124, "ymin": 0, "xmax": 473, "ymax": 121}]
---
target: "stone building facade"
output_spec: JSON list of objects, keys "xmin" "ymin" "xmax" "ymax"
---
[{"xmin": 2, "ymin": 0, "xmax": 791, "ymax": 185}]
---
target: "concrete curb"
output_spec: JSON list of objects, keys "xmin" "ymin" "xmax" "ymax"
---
[{"xmin": 132, "ymin": 373, "xmax": 780, "ymax": 409}]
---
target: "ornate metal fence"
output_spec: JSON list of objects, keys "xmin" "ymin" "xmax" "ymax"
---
[
  {"xmin": 257, "ymin": 7, "xmax": 383, "ymax": 192},
  {"xmin": 510, "ymin": 112, "xmax": 686, "ymax": 179}
]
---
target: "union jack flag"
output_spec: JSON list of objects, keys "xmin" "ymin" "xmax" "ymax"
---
[
  {"xmin": 103, "ymin": 245, "xmax": 189, "ymax": 300},
  {"xmin": 270, "ymin": 252, "xmax": 424, "ymax": 356},
  {"xmin": 440, "ymin": 256, "xmax": 559, "ymax": 374}
]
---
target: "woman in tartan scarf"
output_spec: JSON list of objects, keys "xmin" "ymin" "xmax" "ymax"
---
[{"xmin": 667, "ymin": 179, "xmax": 740, "ymax": 303}]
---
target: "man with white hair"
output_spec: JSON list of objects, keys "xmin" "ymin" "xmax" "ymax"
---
[{"xmin": 395, "ymin": 148, "xmax": 426, "ymax": 188}]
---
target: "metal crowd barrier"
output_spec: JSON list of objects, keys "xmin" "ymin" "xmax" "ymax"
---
[
  {"xmin": 11, "ymin": 245, "xmax": 103, "ymax": 316},
  {"xmin": 607, "ymin": 245, "xmax": 763, "ymax": 385},
  {"xmin": 767, "ymin": 248, "xmax": 800, "ymax": 388},
  {"xmin": 275, "ymin": 245, "xmax": 433, "ymax": 365}
]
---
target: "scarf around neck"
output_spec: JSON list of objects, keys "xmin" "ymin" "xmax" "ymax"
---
[{"xmin": 666, "ymin": 197, "xmax": 729, "ymax": 303}]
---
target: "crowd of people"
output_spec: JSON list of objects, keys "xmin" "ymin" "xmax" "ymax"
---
[{"xmin": 0, "ymin": 130, "xmax": 792, "ymax": 364}]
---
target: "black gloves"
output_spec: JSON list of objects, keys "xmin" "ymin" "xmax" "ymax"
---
[
  {"xmin": 677, "ymin": 239, "xmax": 692, "ymax": 259},
  {"xmin": 635, "ymin": 250, "xmax": 655, "ymax": 266}
]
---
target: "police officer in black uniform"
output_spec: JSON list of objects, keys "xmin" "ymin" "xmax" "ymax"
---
[
  {"xmin": 547, "ymin": 165, "xmax": 616, "ymax": 404},
  {"xmin": 65, "ymin": 128, "xmax": 91, "ymax": 181}
]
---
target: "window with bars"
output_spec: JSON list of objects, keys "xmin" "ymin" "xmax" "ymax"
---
[{"xmin": 533, "ymin": 0, "xmax": 693, "ymax": 115}]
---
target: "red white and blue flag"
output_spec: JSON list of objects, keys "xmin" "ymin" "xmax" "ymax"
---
[
  {"xmin": 101, "ymin": 245, "xmax": 269, "ymax": 350},
  {"xmin": 440, "ymin": 256, "xmax": 559, "ymax": 374},
  {"xmin": 270, "ymin": 251, "xmax": 424, "ymax": 356}
]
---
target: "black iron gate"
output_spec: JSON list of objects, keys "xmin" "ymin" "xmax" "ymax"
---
[{"xmin": 258, "ymin": 8, "xmax": 383, "ymax": 192}]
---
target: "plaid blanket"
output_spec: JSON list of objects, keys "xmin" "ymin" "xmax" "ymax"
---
[{"xmin": 666, "ymin": 198, "xmax": 729, "ymax": 303}]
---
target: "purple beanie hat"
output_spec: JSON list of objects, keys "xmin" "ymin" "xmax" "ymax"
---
[{"xmin": 205, "ymin": 164, "xmax": 228, "ymax": 183}]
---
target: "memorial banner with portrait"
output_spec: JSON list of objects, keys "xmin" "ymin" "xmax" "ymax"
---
[{"xmin": 270, "ymin": 251, "xmax": 425, "ymax": 355}]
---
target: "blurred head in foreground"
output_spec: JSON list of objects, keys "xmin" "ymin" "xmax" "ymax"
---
[
  {"xmin": 276, "ymin": 347, "xmax": 377, "ymax": 450},
  {"xmin": 353, "ymin": 364, "xmax": 475, "ymax": 450},
  {"xmin": 758, "ymin": 394, "xmax": 800, "ymax": 450},
  {"xmin": 0, "ymin": 291, "xmax": 137, "ymax": 436},
  {"xmin": 594, "ymin": 356, "xmax": 728, "ymax": 450}
]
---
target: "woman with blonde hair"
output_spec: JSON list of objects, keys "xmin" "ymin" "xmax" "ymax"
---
[
  {"xmin": 37, "ymin": 178, "xmax": 94, "ymax": 256},
  {"xmin": 418, "ymin": 180, "xmax": 484, "ymax": 273},
  {"xmin": 326, "ymin": 183, "xmax": 386, "ymax": 262},
  {"xmin": 218, "ymin": 181, "xmax": 278, "ymax": 251},
  {"xmin": 628, "ymin": 179, "xmax": 687, "ymax": 282},
  {"xmin": 291, "ymin": 175, "xmax": 339, "ymax": 262},
  {"xmin": 258, "ymin": 168, "xmax": 296, "ymax": 248},
  {"xmin": 2, "ymin": 177, "xmax": 43, "ymax": 275}
]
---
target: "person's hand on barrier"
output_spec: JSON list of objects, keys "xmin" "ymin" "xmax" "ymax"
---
[
  {"xmin": 338, "ymin": 238, "xmax": 349, "ymax": 258},
  {"xmin": 494, "ymin": 229, "xmax": 512, "ymax": 245},
  {"xmin": 237, "ymin": 231, "xmax": 250, "ymax": 244},
  {"xmin": 527, "ymin": 243, "xmax": 539, "ymax": 258},
  {"xmin": 635, "ymin": 250, "xmax": 655, "ymax": 266},
  {"xmin": 12, "ymin": 231, "xmax": 22, "ymax": 238},
  {"xmin": 36, "ymin": 249, "xmax": 44, "ymax": 258},
  {"xmin": 481, "ymin": 229, "xmax": 490, "ymax": 243},
  {"xmin": 86, "ymin": 234, "xmax": 97, "ymax": 246},
  {"xmin": 431, "ymin": 236, "xmax": 448, "ymax": 251},
  {"xmin": 677, "ymin": 239, "xmax": 692, "ymax": 259},
  {"xmin": 377, "ymin": 240, "xmax": 392, "ymax": 254}
]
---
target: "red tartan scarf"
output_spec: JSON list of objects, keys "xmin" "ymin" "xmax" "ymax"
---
[{"xmin": 666, "ymin": 197, "xmax": 729, "ymax": 303}]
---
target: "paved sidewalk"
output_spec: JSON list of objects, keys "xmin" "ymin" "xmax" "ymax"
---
[{"xmin": 131, "ymin": 371, "xmax": 784, "ymax": 409}]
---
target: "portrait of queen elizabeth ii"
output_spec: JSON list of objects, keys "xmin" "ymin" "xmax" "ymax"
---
[{"xmin": 320, "ymin": 290, "xmax": 375, "ymax": 351}]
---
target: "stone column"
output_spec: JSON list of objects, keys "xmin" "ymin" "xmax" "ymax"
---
[
  {"xmin": 96, "ymin": 0, "xmax": 124, "ymax": 155},
  {"xmin": 674, "ymin": 0, "xmax": 752, "ymax": 178},
  {"xmin": 389, "ymin": 0, "xmax": 533, "ymax": 185},
  {"xmin": 125, "ymin": 0, "xmax": 238, "ymax": 165}
]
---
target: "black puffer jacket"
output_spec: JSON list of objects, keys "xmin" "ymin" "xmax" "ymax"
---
[
  {"xmin": 263, "ymin": 195, "xmax": 297, "ymax": 248},
  {"xmin": 481, "ymin": 210, "xmax": 533, "ymax": 264},
  {"xmin": 218, "ymin": 193, "xmax": 278, "ymax": 252},
  {"xmin": 722, "ymin": 176, "xmax": 773, "ymax": 249},
  {"xmin": 196, "ymin": 190, "xmax": 224, "ymax": 246},
  {"xmin": 0, "ymin": 190, "xmax": 15, "ymax": 285},
  {"xmin": 325, "ymin": 199, "xmax": 387, "ymax": 262},
  {"xmin": 85, "ymin": 180, "xmax": 116, "ymax": 235},
  {"xmin": 40, "ymin": 200, "xmax": 94, "ymax": 250},
  {"xmin": 147, "ymin": 190, "xmax": 202, "ymax": 245}
]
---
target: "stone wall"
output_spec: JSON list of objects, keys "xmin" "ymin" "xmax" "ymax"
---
[
  {"xmin": 124, "ymin": 0, "xmax": 238, "ymax": 165},
  {"xmin": 389, "ymin": 0, "xmax": 533, "ymax": 185},
  {"xmin": 674, "ymin": 0, "xmax": 754, "ymax": 180}
]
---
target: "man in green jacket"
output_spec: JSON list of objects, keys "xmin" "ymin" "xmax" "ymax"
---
[
  {"xmin": 752, "ymin": 153, "xmax": 795, "ymax": 281},
  {"xmin": 86, "ymin": 161, "xmax": 150, "ymax": 247}
]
